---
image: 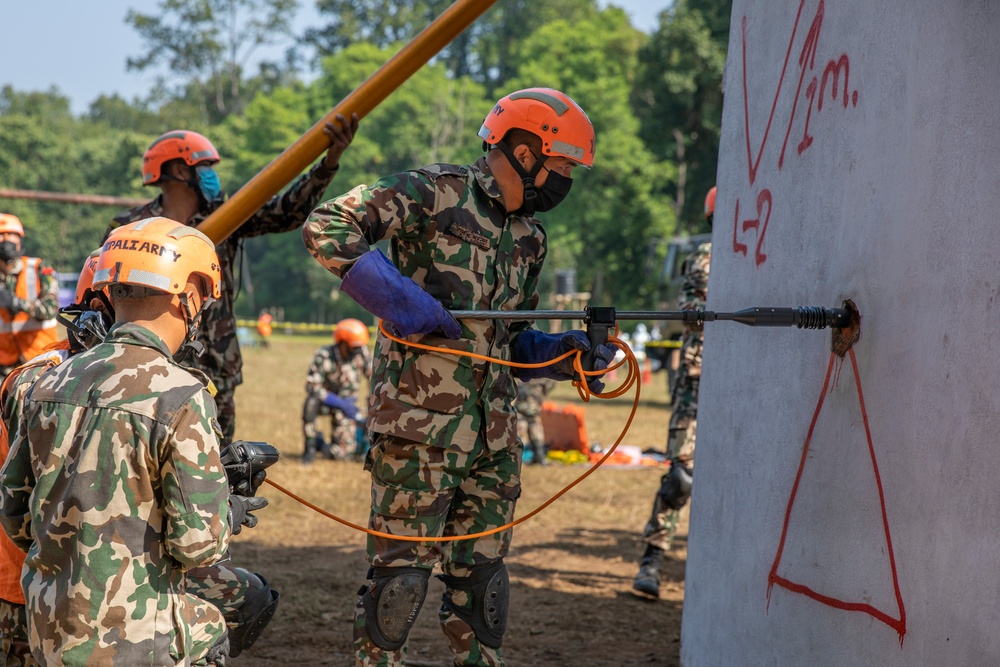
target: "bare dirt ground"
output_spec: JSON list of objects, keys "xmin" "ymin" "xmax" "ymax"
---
[{"xmin": 230, "ymin": 335, "xmax": 686, "ymax": 666}]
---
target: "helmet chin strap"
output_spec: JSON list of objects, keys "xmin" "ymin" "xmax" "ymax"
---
[
  {"xmin": 495, "ymin": 143, "xmax": 548, "ymax": 217},
  {"xmin": 175, "ymin": 292, "xmax": 215, "ymax": 363}
]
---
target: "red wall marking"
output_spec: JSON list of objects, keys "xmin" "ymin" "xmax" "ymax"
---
[
  {"xmin": 734, "ymin": 0, "xmax": 860, "ymax": 266},
  {"xmin": 766, "ymin": 350, "xmax": 907, "ymax": 642}
]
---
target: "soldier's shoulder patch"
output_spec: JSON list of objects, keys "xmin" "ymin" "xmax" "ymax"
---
[
  {"xmin": 210, "ymin": 417, "xmax": 224, "ymax": 440},
  {"xmin": 205, "ymin": 379, "xmax": 219, "ymax": 397}
]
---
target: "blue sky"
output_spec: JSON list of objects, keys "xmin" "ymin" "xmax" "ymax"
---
[{"xmin": 4, "ymin": 1, "xmax": 669, "ymax": 114}]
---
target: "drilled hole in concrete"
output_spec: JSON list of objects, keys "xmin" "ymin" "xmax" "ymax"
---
[{"xmin": 831, "ymin": 299, "xmax": 861, "ymax": 357}]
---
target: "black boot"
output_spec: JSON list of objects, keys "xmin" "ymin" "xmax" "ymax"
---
[
  {"xmin": 632, "ymin": 544, "xmax": 665, "ymax": 599},
  {"xmin": 302, "ymin": 437, "xmax": 319, "ymax": 465},
  {"xmin": 532, "ymin": 442, "xmax": 549, "ymax": 465}
]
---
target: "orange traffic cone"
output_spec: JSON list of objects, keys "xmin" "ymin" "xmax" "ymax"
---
[{"xmin": 642, "ymin": 358, "xmax": 653, "ymax": 384}]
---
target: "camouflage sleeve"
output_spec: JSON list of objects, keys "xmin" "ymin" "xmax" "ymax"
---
[
  {"xmin": 304, "ymin": 348, "xmax": 327, "ymax": 398},
  {"xmin": 510, "ymin": 236, "xmax": 547, "ymax": 339},
  {"xmin": 15, "ymin": 260, "xmax": 59, "ymax": 321},
  {"xmin": 302, "ymin": 171, "xmax": 437, "ymax": 277},
  {"xmin": 160, "ymin": 389, "xmax": 231, "ymax": 570},
  {"xmin": 235, "ymin": 163, "xmax": 338, "ymax": 240},
  {"xmin": 0, "ymin": 409, "xmax": 36, "ymax": 551}
]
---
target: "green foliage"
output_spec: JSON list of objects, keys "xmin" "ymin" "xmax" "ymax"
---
[
  {"xmin": 634, "ymin": 0, "xmax": 731, "ymax": 232},
  {"xmin": 506, "ymin": 9, "xmax": 674, "ymax": 308},
  {"xmin": 0, "ymin": 0, "xmax": 730, "ymax": 319}
]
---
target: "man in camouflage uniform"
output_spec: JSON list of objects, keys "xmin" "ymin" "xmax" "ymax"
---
[
  {"xmin": 302, "ymin": 318, "xmax": 373, "ymax": 463},
  {"xmin": 105, "ymin": 116, "xmax": 357, "ymax": 443},
  {"xmin": 0, "ymin": 218, "xmax": 266, "ymax": 665},
  {"xmin": 632, "ymin": 187, "xmax": 715, "ymax": 599},
  {"xmin": 304, "ymin": 89, "xmax": 615, "ymax": 667},
  {"xmin": 515, "ymin": 378, "xmax": 555, "ymax": 465},
  {"xmin": 0, "ymin": 214, "xmax": 60, "ymax": 379}
]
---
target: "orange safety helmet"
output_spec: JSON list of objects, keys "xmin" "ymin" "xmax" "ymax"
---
[
  {"xmin": 0, "ymin": 213, "xmax": 24, "ymax": 237},
  {"xmin": 334, "ymin": 318, "xmax": 369, "ymax": 348},
  {"xmin": 704, "ymin": 186, "xmax": 717, "ymax": 219},
  {"xmin": 94, "ymin": 217, "xmax": 222, "ymax": 298},
  {"xmin": 478, "ymin": 88, "xmax": 595, "ymax": 168},
  {"xmin": 74, "ymin": 249, "xmax": 103, "ymax": 304},
  {"xmin": 142, "ymin": 130, "xmax": 221, "ymax": 186}
]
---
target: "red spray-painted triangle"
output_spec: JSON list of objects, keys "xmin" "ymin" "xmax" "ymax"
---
[{"xmin": 767, "ymin": 349, "xmax": 906, "ymax": 643}]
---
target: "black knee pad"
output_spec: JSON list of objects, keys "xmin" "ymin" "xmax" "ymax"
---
[
  {"xmin": 438, "ymin": 559, "xmax": 509, "ymax": 649},
  {"xmin": 659, "ymin": 462, "xmax": 693, "ymax": 511},
  {"xmin": 302, "ymin": 395, "xmax": 321, "ymax": 423},
  {"xmin": 361, "ymin": 566, "xmax": 430, "ymax": 651},
  {"xmin": 226, "ymin": 574, "xmax": 280, "ymax": 658}
]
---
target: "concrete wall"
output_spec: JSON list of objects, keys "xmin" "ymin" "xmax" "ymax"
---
[{"xmin": 682, "ymin": 1, "xmax": 1000, "ymax": 665}]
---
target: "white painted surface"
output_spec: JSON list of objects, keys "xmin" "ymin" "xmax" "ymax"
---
[{"xmin": 682, "ymin": 1, "xmax": 1000, "ymax": 665}]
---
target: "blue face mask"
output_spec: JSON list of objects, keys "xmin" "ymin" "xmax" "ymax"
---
[{"xmin": 195, "ymin": 165, "xmax": 221, "ymax": 202}]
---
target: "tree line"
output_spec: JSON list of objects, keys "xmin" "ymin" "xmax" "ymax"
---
[{"xmin": 0, "ymin": 0, "xmax": 729, "ymax": 323}]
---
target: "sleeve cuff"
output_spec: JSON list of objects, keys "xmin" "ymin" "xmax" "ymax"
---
[{"xmin": 313, "ymin": 161, "xmax": 340, "ymax": 180}]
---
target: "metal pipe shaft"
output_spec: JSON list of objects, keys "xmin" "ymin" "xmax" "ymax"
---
[
  {"xmin": 197, "ymin": 0, "xmax": 500, "ymax": 244},
  {"xmin": 449, "ymin": 306, "xmax": 851, "ymax": 330}
]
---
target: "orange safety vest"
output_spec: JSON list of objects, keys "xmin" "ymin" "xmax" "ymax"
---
[
  {"xmin": 0, "ymin": 347, "xmax": 68, "ymax": 605},
  {"xmin": 0, "ymin": 257, "xmax": 59, "ymax": 367},
  {"xmin": 0, "ymin": 418, "xmax": 24, "ymax": 604}
]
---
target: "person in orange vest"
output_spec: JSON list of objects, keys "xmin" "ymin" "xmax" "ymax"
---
[
  {"xmin": 256, "ymin": 311, "xmax": 273, "ymax": 348},
  {"xmin": 0, "ymin": 214, "xmax": 59, "ymax": 378}
]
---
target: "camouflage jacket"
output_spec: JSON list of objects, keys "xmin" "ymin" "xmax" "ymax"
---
[
  {"xmin": 303, "ymin": 157, "xmax": 546, "ymax": 450},
  {"xmin": 0, "ymin": 323, "xmax": 230, "ymax": 665},
  {"xmin": 106, "ymin": 162, "xmax": 338, "ymax": 391},
  {"xmin": 305, "ymin": 343, "xmax": 372, "ymax": 400},
  {"xmin": 679, "ymin": 242, "xmax": 711, "ymax": 333},
  {"xmin": 0, "ymin": 256, "xmax": 59, "ymax": 322},
  {"xmin": 515, "ymin": 378, "xmax": 556, "ymax": 418}
]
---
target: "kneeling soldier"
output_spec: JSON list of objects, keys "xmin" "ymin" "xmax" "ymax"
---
[{"xmin": 0, "ymin": 217, "xmax": 264, "ymax": 666}]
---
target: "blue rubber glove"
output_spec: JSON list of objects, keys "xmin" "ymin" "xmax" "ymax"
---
[
  {"xmin": 340, "ymin": 249, "xmax": 462, "ymax": 339},
  {"xmin": 511, "ymin": 329, "xmax": 617, "ymax": 393},
  {"xmin": 323, "ymin": 394, "xmax": 359, "ymax": 421}
]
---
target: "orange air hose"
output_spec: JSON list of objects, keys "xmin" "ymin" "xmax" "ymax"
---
[{"xmin": 263, "ymin": 321, "xmax": 644, "ymax": 542}]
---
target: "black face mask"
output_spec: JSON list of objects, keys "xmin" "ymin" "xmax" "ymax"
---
[
  {"xmin": 533, "ymin": 171, "xmax": 573, "ymax": 212},
  {"xmin": 0, "ymin": 241, "xmax": 19, "ymax": 262}
]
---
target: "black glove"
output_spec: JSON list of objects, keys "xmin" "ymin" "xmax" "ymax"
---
[
  {"xmin": 0, "ymin": 288, "xmax": 14, "ymax": 313},
  {"xmin": 227, "ymin": 494, "xmax": 269, "ymax": 535}
]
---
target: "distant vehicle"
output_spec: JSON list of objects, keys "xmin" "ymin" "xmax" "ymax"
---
[{"xmin": 57, "ymin": 272, "xmax": 79, "ymax": 309}]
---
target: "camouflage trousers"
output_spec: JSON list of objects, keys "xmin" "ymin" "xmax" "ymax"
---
[
  {"xmin": 303, "ymin": 402, "xmax": 357, "ymax": 459},
  {"xmin": 0, "ymin": 599, "xmax": 37, "ymax": 667},
  {"xmin": 642, "ymin": 336, "xmax": 701, "ymax": 551},
  {"xmin": 215, "ymin": 387, "xmax": 237, "ymax": 446},
  {"xmin": 188, "ymin": 564, "xmax": 267, "ymax": 638},
  {"xmin": 354, "ymin": 432, "xmax": 522, "ymax": 667},
  {"xmin": 640, "ymin": 488, "xmax": 685, "ymax": 552},
  {"xmin": 23, "ymin": 581, "xmax": 225, "ymax": 666},
  {"xmin": 515, "ymin": 414, "xmax": 544, "ymax": 448},
  {"xmin": 2, "ymin": 568, "xmax": 250, "ymax": 666},
  {"xmin": 665, "ymin": 334, "xmax": 701, "ymax": 467}
]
